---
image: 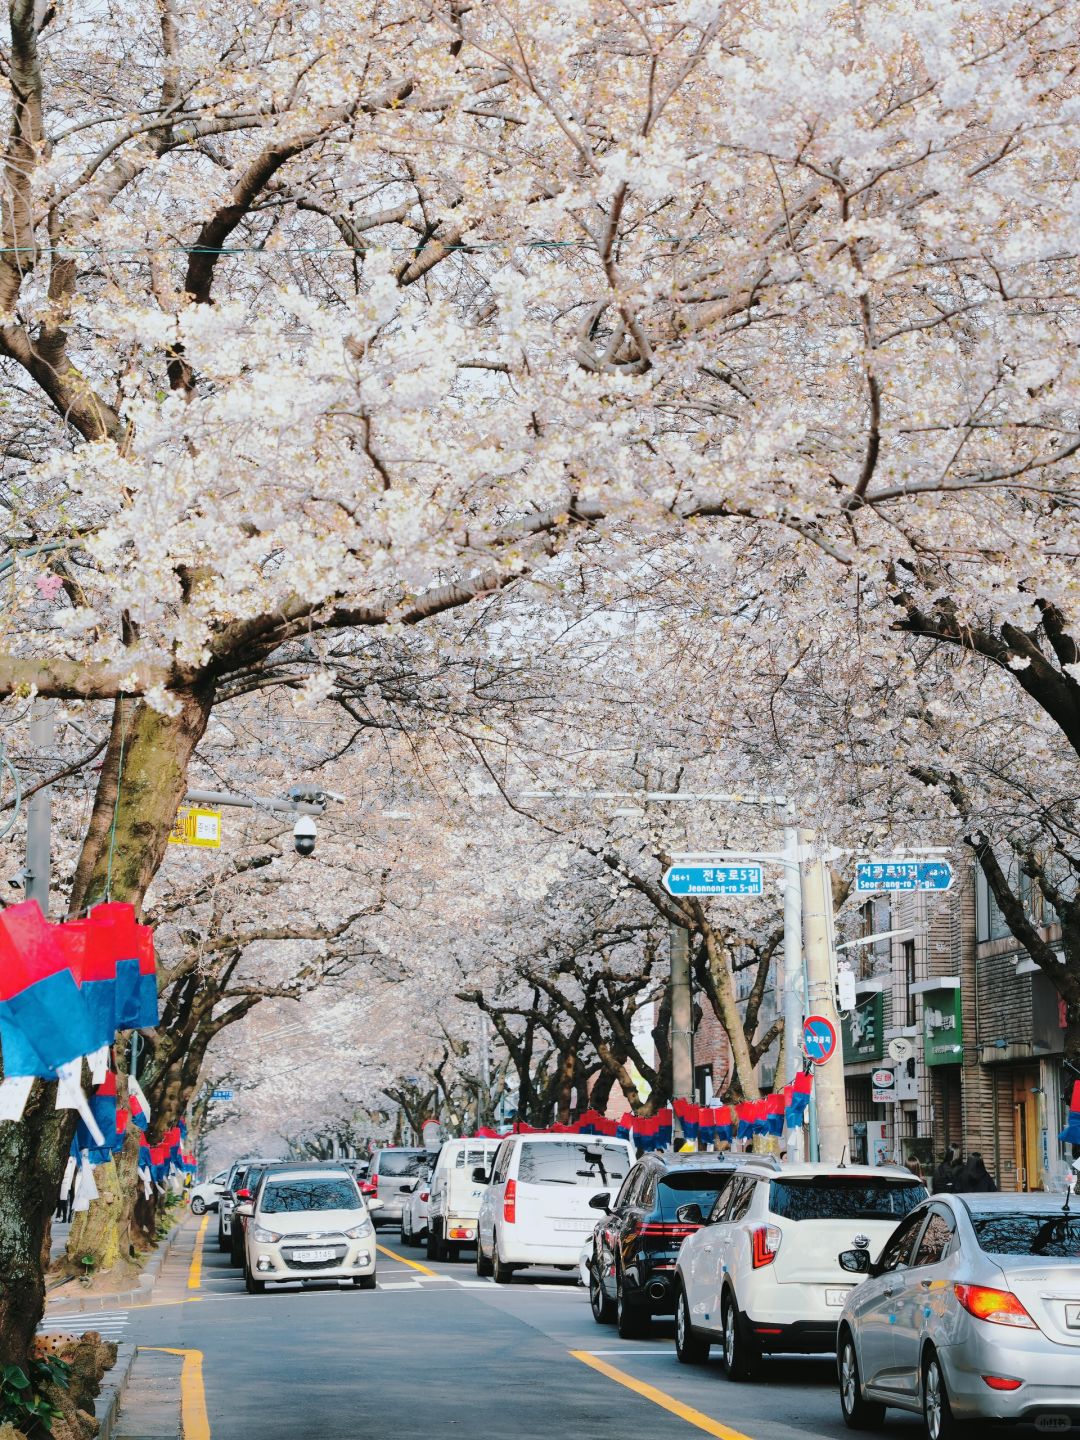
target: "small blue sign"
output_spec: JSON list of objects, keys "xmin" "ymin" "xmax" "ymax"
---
[
  {"xmin": 211, "ymin": 1089, "xmax": 234, "ymax": 1101},
  {"xmin": 803, "ymin": 1014, "xmax": 838, "ymax": 1064},
  {"xmin": 663, "ymin": 864, "xmax": 764, "ymax": 897},
  {"xmin": 855, "ymin": 860, "xmax": 952, "ymax": 894}
]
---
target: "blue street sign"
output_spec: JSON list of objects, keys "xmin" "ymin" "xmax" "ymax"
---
[
  {"xmin": 211, "ymin": 1089, "xmax": 233, "ymax": 1101},
  {"xmin": 803, "ymin": 1014, "xmax": 838, "ymax": 1065},
  {"xmin": 854, "ymin": 860, "xmax": 953, "ymax": 894},
  {"xmin": 663, "ymin": 864, "xmax": 764, "ymax": 897}
]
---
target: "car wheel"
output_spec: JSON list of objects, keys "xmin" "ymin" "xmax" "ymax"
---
[
  {"xmin": 589, "ymin": 1263, "xmax": 615, "ymax": 1324},
  {"xmin": 230, "ymin": 1235, "xmax": 244, "ymax": 1267},
  {"xmin": 923, "ymin": 1350, "xmax": 967, "ymax": 1440},
  {"xmin": 216, "ymin": 1228, "xmax": 228, "ymax": 1253},
  {"xmin": 191, "ymin": 1196, "xmax": 206, "ymax": 1216},
  {"xmin": 401, "ymin": 1216, "xmax": 413, "ymax": 1246},
  {"xmin": 721, "ymin": 1290, "xmax": 759, "ymax": 1381},
  {"xmin": 839, "ymin": 1331, "xmax": 885, "ymax": 1430},
  {"xmin": 675, "ymin": 1286, "xmax": 710, "ymax": 1364},
  {"xmin": 476, "ymin": 1238, "xmax": 493, "ymax": 1277},
  {"xmin": 244, "ymin": 1266, "xmax": 265, "ymax": 1295},
  {"xmin": 426, "ymin": 1226, "xmax": 438, "ymax": 1261},
  {"xmin": 492, "ymin": 1245, "xmax": 514, "ymax": 1285},
  {"xmin": 616, "ymin": 1281, "xmax": 650, "ymax": 1339},
  {"xmin": 354, "ymin": 1274, "xmax": 377, "ymax": 1290}
]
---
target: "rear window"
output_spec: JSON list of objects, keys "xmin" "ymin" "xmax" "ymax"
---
[
  {"xmin": 769, "ymin": 1178, "xmax": 927, "ymax": 1221},
  {"xmin": 517, "ymin": 1141, "xmax": 631, "ymax": 1186},
  {"xmin": 455, "ymin": 1148, "xmax": 497, "ymax": 1169},
  {"xmin": 377, "ymin": 1152, "xmax": 425, "ymax": 1178},
  {"xmin": 261, "ymin": 1179, "xmax": 361, "ymax": 1213},
  {"xmin": 657, "ymin": 1171, "xmax": 735, "ymax": 1220},
  {"xmin": 972, "ymin": 1213, "xmax": 1080, "ymax": 1258}
]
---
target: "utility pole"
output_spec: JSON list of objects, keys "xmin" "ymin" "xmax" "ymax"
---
[
  {"xmin": 800, "ymin": 829, "xmax": 847, "ymax": 1162},
  {"xmin": 24, "ymin": 700, "xmax": 53, "ymax": 914},
  {"xmin": 669, "ymin": 922, "xmax": 694, "ymax": 1124},
  {"xmin": 781, "ymin": 821, "xmax": 805, "ymax": 1156}
]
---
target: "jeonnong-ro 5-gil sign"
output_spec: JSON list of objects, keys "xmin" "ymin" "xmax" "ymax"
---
[{"xmin": 662, "ymin": 864, "xmax": 764, "ymax": 896}]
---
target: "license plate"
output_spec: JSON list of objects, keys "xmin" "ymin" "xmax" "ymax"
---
[
  {"xmin": 1065, "ymin": 1304, "xmax": 1080, "ymax": 1329},
  {"xmin": 554, "ymin": 1220, "xmax": 592, "ymax": 1232},
  {"xmin": 826, "ymin": 1288, "xmax": 849, "ymax": 1308},
  {"xmin": 291, "ymin": 1247, "xmax": 336, "ymax": 1263}
]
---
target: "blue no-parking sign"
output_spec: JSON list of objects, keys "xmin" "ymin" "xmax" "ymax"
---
[{"xmin": 802, "ymin": 1014, "xmax": 838, "ymax": 1065}]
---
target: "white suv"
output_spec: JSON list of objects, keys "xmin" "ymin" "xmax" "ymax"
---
[
  {"xmin": 477, "ymin": 1133, "xmax": 635, "ymax": 1283},
  {"xmin": 674, "ymin": 1161, "xmax": 927, "ymax": 1378},
  {"xmin": 426, "ymin": 1138, "xmax": 501, "ymax": 1261}
]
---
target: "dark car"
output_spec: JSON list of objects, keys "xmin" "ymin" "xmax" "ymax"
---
[
  {"xmin": 587, "ymin": 1152, "xmax": 777, "ymax": 1338},
  {"xmin": 217, "ymin": 1156, "xmax": 283, "ymax": 1253},
  {"xmin": 227, "ymin": 1159, "xmax": 284, "ymax": 1265}
]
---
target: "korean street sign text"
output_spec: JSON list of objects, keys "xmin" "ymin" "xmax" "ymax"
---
[
  {"xmin": 803, "ymin": 1014, "xmax": 838, "ymax": 1065},
  {"xmin": 169, "ymin": 806, "xmax": 222, "ymax": 849},
  {"xmin": 854, "ymin": 860, "xmax": 952, "ymax": 893},
  {"xmin": 663, "ymin": 864, "xmax": 764, "ymax": 897},
  {"xmin": 211, "ymin": 1089, "xmax": 233, "ymax": 1101}
]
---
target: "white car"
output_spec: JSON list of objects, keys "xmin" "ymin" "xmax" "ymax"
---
[
  {"xmin": 675, "ymin": 1161, "xmax": 927, "ymax": 1378},
  {"xmin": 476, "ymin": 1133, "xmax": 635, "ymax": 1284},
  {"xmin": 237, "ymin": 1166, "xmax": 382, "ymax": 1293},
  {"xmin": 400, "ymin": 1163, "xmax": 433, "ymax": 1247},
  {"xmin": 425, "ymin": 1138, "xmax": 502, "ymax": 1261},
  {"xmin": 188, "ymin": 1170, "xmax": 228, "ymax": 1215}
]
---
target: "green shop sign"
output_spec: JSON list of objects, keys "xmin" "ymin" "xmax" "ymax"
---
[
  {"xmin": 924, "ymin": 988, "xmax": 963, "ymax": 1066},
  {"xmin": 842, "ymin": 992, "xmax": 884, "ymax": 1063}
]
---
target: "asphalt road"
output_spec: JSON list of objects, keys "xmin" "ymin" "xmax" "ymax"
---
[{"xmin": 121, "ymin": 1220, "xmax": 926, "ymax": 1440}]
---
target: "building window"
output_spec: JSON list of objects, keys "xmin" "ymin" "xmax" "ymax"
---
[{"xmin": 904, "ymin": 940, "xmax": 917, "ymax": 1026}]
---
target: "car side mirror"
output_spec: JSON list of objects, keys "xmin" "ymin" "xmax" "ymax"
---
[
  {"xmin": 839, "ymin": 1248, "xmax": 871, "ymax": 1274},
  {"xmin": 588, "ymin": 1191, "xmax": 611, "ymax": 1213},
  {"xmin": 235, "ymin": 1188, "xmax": 251, "ymax": 1201},
  {"xmin": 472, "ymin": 1167, "xmax": 490, "ymax": 1185},
  {"xmin": 366, "ymin": 1197, "xmax": 384, "ymax": 1212},
  {"xmin": 235, "ymin": 1202, "xmax": 253, "ymax": 1218},
  {"xmin": 676, "ymin": 1203, "xmax": 705, "ymax": 1225}
]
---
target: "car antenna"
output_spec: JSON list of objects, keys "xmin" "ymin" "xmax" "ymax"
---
[{"xmin": 837, "ymin": 1144, "xmax": 848, "ymax": 1170}]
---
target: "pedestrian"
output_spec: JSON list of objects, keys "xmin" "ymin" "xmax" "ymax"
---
[
  {"xmin": 905, "ymin": 1157, "xmax": 924, "ymax": 1183},
  {"xmin": 956, "ymin": 1152, "xmax": 998, "ymax": 1193},
  {"xmin": 931, "ymin": 1146, "xmax": 960, "ymax": 1193}
]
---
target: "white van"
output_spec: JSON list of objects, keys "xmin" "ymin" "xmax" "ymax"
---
[
  {"xmin": 424, "ymin": 1138, "xmax": 502, "ymax": 1261},
  {"xmin": 476, "ymin": 1133, "xmax": 635, "ymax": 1283}
]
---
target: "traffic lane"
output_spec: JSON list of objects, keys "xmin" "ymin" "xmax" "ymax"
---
[
  {"xmin": 129, "ymin": 1242, "xmax": 740, "ymax": 1440},
  {"xmin": 462, "ymin": 1270, "xmax": 926, "ymax": 1440}
]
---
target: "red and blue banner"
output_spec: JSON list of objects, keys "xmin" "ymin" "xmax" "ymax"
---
[{"xmin": 0, "ymin": 902, "xmax": 101, "ymax": 1075}]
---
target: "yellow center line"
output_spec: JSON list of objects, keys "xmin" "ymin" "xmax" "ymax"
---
[
  {"xmin": 376, "ymin": 1242, "xmax": 436, "ymax": 1276},
  {"xmin": 187, "ymin": 1214, "xmax": 209, "ymax": 1290},
  {"xmin": 570, "ymin": 1350, "xmax": 756, "ymax": 1440},
  {"xmin": 142, "ymin": 1348, "xmax": 210, "ymax": 1440}
]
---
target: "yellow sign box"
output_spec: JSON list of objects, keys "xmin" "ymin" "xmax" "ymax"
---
[{"xmin": 169, "ymin": 806, "xmax": 222, "ymax": 849}]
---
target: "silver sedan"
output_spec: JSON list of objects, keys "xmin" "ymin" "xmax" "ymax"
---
[{"xmin": 836, "ymin": 1191, "xmax": 1080, "ymax": 1439}]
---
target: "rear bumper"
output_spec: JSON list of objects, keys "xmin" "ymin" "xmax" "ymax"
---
[
  {"xmin": 499, "ymin": 1232, "xmax": 590, "ymax": 1267},
  {"xmin": 443, "ymin": 1217, "xmax": 478, "ymax": 1243},
  {"xmin": 744, "ymin": 1316, "xmax": 838, "ymax": 1354},
  {"xmin": 942, "ymin": 1332, "xmax": 1080, "ymax": 1423}
]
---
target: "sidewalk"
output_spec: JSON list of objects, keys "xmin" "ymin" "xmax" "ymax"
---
[{"xmin": 46, "ymin": 1217, "xmax": 186, "ymax": 1314}]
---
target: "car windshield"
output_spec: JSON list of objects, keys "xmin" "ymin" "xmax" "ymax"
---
[
  {"xmin": 658, "ymin": 1172, "xmax": 733, "ymax": 1219},
  {"xmin": 517, "ymin": 1141, "xmax": 631, "ymax": 1186},
  {"xmin": 260, "ymin": 1179, "xmax": 361, "ymax": 1214},
  {"xmin": 972, "ymin": 1212, "xmax": 1080, "ymax": 1258},
  {"xmin": 378, "ymin": 1152, "xmax": 424, "ymax": 1178},
  {"xmin": 769, "ymin": 1177, "xmax": 927, "ymax": 1221}
]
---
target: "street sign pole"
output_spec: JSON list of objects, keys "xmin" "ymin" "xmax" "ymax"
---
[
  {"xmin": 782, "ymin": 823, "xmax": 804, "ymax": 1156},
  {"xmin": 669, "ymin": 923, "xmax": 694, "ymax": 1133},
  {"xmin": 801, "ymin": 830, "xmax": 846, "ymax": 1163}
]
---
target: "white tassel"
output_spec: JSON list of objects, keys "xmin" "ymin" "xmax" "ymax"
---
[
  {"xmin": 54, "ymin": 1059, "xmax": 104, "ymax": 1144},
  {"xmin": 0, "ymin": 1075, "xmax": 34, "ymax": 1122},
  {"xmin": 72, "ymin": 1151, "xmax": 99, "ymax": 1212},
  {"xmin": 128, "ymin": 1075, "xmax": 151, "ymax": 1121},
  {"xmin": 60, "ymin": 1154, "xmax": 77, "ymax": 1201},
  {"xmin": 87, "ymin": 1046, "xmax": 110, "ymax": 1085}
]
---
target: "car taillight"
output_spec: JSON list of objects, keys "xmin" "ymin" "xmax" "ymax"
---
[
  {"xmin": 503, "ymin": 1179, "xmax": 516, "ymax": 1224},
  {"xmin": 954, "ymin": 1284, "xmax": 1036, "ymax": 1329},
  {"xmin": 420, "ymin": 1191, "xmax": 429, "ymax": 1202},
  {"xmin": 639, "ymin": 1223, "xmax": 700, "ymax": 1238},
  {"xmin": 751, "ymin": 1225, "xmax": 782, "ymax": 1268}
]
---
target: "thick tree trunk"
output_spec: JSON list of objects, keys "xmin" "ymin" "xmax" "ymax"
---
[{"xmin": 0, "ymin": 685, "xmax": 214, "ymax": 1367}]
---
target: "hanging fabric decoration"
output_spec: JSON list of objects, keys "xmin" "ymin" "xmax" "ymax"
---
[
  {"xmin": 87, "ymin": 903, "xmax": 143, "ymax": 1029},
  {"xmin": 1059, "ymin": 1082, "xmax": 1080, "ymax": 1146},
  {"xmin": 714, "ymin": 1105, "xmax": 734, "ymax": 1144},
  {"xmin": 785, "ymin": 1070, "xmax": 814, "ymax": 1130},
  {"xmin": 674, "ymin": 1098, "xmax": 700, "ymax": 1143},
  {"xmin": 765, "ymin": 1093, "xmax": 786, "ymax": 1138},
  {"xmin": 0, "ymin": 901, "xmax": 99, "ymax": 1076}
]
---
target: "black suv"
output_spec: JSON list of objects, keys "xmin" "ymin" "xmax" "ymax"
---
[{"xmin": 587, "ymin": 1152, "xmax": 772, "ymax": 1338}]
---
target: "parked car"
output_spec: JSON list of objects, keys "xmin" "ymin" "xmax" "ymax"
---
[
  {"xmin": 401, "ymin": 1161, "xmax": 434, "ymax": 1247},
  {"xmin": 836, "ymin": 1191, "xmax": 1080, "ymax": 1439},
  {"xmin": 588, "ymin": 1151, "xmax": 774, "ymax": 1338},
  {"xmin": 217, "ymin": 1157, "xmax": 283, "ymax": 1253},
  {"xmin": 229, "ymin": 1159, "xmax": 295, "ymax": 1265},
  {"xmin": 237, "ymin": 1166, "xmax": 381, "ymax": 1294},
  {"xmin": 675, "ymin": 1160, "xmax": 927, "ymax": 1378},
  {"xmin": 362, "ymin": 1148, "xmax": 427, "ymax": 1229},
  {"xmin": 425, "ymin": 1138, "xmax": 502, "ymax": 1261},
  {"xmin": 476, "ymin": 1133, "xmax": 635, "ymax": 1284},
  {"xmin": 189, "ymin": 1170, "xmax": 228, "ymax": 1215}
]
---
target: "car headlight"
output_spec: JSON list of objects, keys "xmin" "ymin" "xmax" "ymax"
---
[
  {"xmin": 253, "ymin": 1225, "xmax": 282, "ymax": 1243},
  {"xmin": 344, "ymin": 1219, "xmax": 374, "ymax": 1240}
]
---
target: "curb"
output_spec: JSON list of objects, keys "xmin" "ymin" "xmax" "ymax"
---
[
  {"xmin": 46, "ymin": 1219, "xmax": 186, "ymax": 1315},
  {"xmin": 93, "ymin": 1339, "xmax": 136, "ymax": 1440}
]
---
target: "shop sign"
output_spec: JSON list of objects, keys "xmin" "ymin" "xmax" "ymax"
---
[
  {"xmin": 872, "ymin": 1068, "xmax": 897, "ymax": 1104},
  {"xmin": 841, "ymin": 991, "xmax": 884, "ymax": 1063},
  {"xmin": 924, "ymin": 987, "xmax": 963, "ymax": 1066}
]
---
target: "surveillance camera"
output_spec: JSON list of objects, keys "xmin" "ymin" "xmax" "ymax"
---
[
  {"xmin": 6, "ymin": 867, "xmax": 29, "ymax": 890},
  {"xmin": 293, "ymin": 816, "xmax": 316, "ymax": 857}
]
